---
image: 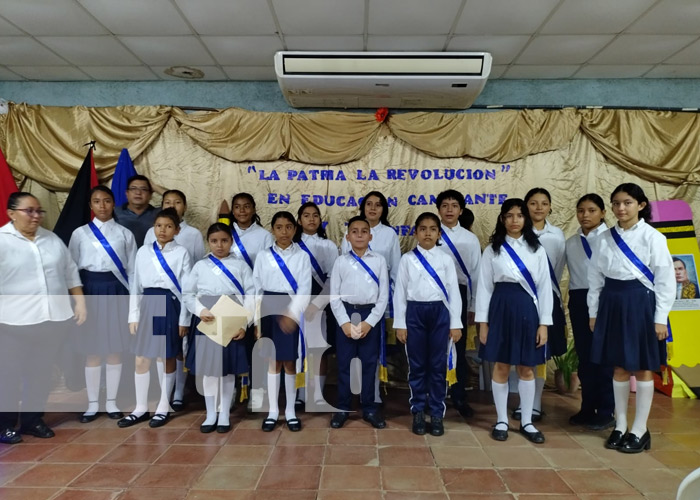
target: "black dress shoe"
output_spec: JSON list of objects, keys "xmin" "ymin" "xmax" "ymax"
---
[
  {"xmin": 149, "ymin": 413, "xmax": 169, "ymax": 428},
  {"xmin": 363, "ymin": 412, "xmax": 386, "ymax": 429},
  {"xmin": 331, "ymin": 412, "xmax": 350, "ymax": 429},
  {"xmin": 118, "ymin": 413, "xmax": 150, "ymax": 428},
  {"xmin": 216, "ymin": 424, "xmax": 231, "ymax": 433},
  {"xmin": 107, "ymin": 411, "xmax": 124, "ymax": 420},
  {"xmin": 586, "ymin": 414, "xmax": 616, "ymax": 431},
  {"xmin": 619, "ymin": 430, "xmax": 651, "ymax": 453},
  {"xmin": 20, "ymin": 420, "xmax": 55, "ymax": 439},
  {"xmin": 286, "ymin": 418, "xmax": 302, "ymax": 432},
  {"xmin": 412, "ymin": 411, "xmax": 426, "ymax": 436},
  {"xmin": 491, "ymin": 422, "xmax": 509, "ymax": 441},
  {"xmin": 200, "ymin": 423, "xmax": 217, "ymax": 434},
  {"xmin": 261, "ymin": 418, "xmax": 278, "ymax": 432},
  {"xmin": 569, "ymin": 410, "xmax": 594, "ymax": 426},
  {"xmin": 0, "ymin": 428, "xmax": 22, "ymax": 445},
  {"xmin": 170, "ymin": 400, "xmax": 185, "ymax": 412},
  {"xmin": 519, "ymin": 423, "xmax": 545, "ymax": 444},
  {"xmin": 79, "ymin": 413, "xmax": 99, "ymax": 424},
  {"xmin": 430, "ymin": 417, "xmax": 444, "ymax": 436},
  {"xmin": 455, "ymin": 402, "xmax": 474, "ymax": 419},
  {"xmin": 604, "ymin": 429, "xmax": 627, "ymax": 449}
]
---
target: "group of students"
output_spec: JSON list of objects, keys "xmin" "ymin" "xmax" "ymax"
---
[{"xmin": 0, "ymin": 174, "xmax": 674, "ymax": 454}]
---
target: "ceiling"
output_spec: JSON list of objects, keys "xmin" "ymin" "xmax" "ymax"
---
[{"xmin": 0, "ymin": 0, "xmax": 699, "ymax": 82}]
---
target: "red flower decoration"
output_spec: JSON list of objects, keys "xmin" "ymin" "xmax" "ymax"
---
[{"xmin": 375, "ymin": 107, "xmax": 389, "ymax": 122}]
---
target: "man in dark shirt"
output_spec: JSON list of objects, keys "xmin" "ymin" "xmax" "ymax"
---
[{"xmin": 113, "ymin": 175, "xmax": 157, "ymax": 247}]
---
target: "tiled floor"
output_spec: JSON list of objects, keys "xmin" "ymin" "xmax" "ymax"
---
[{"xmin": 1, "ymin": 387, "xmax": 698, "ymax": 499}]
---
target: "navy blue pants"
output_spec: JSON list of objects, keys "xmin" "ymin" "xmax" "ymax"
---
[
  {"xmin": 406, "ymin": 301, "xmax": 450, "ymax": 418},
  {"xmin": 569, "ymin": 289, "xmax": 614, "ymax": 417},
  {"xmin": 335, "ymin": 303, "xmax": 380, "ymax": 413},
  {"xmin": 449, "ymin": 284, "xmax": 469, "ymax": 406}
]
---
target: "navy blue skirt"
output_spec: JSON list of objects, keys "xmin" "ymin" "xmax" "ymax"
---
[
  {"xmin": 479, "ymin": 282, "xmax": 545, "ymax": 367},
  {"xmin": 131, "ymin": 288, "xmax": 182, "ymax": 359},
  {"xmin": 185, "ymin": 295, "xmax": 249, "ymax": 377},
  {"xmin": 260, "ymin": 291, "xmax": 299, "ymax": 361},
  {"xmin": 591, "ymin": 278, "xmax": 666, "ymax": 372},
  {"xmin": 547, "ymin": 292, "xmax": 568, "ymax": 358},
  {"xmin": 76, "ymin": 270, "xmax": 131, "ymax": 355}
]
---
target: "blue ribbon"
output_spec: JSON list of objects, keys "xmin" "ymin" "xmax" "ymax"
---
[
  {"xmin": 208, "ymin": 255, "xmax": 245, "ymax": 295},
  {"xmin": 441, "ymin": 229, "xmax": 472, "ymax": 292},
  {"xmin": 298, "ymin": 239, "xmax": 327, "ymax": 284},
  {"xmin": 269, "ymin": 247, "xmax": 299, "ymax": 293},
  {"xmin": 580, "ymin": 235, "xmax": 592, "ymax": 259},
  {"xmin": 232, "ymin": 228, "xmax": 254, "ymax": 269},
  {"xmin": 349, "ymin": 250, "xmax": 380, "ymax": 286},
  {"xmin": 609, "ymin": 228, "xmax": 655, "ymax": 283},
  {"xmin": 546, "ymin": 256, "xmax": 562, "ymax": 294},
  {"xmin": 153, "ymin": 242, "xmax": 182, "ymax": 293},
  {"xmin": 501, "ymin": 241, "xmax": 538, "ymax": 300},
  {"xmin": 412, "ymin": 248, "xmax": 449, "ymax": 301},
  {"xmin": 88, "ymin": 222, "xmax": 128, "ymax": 284}
]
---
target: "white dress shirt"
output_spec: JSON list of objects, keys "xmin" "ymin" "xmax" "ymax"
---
[
  {"xmin": 144, "ymin": 220, "xmax": 205, "ymax": 263},
  {"xmin": 565, "ymin": 223, "xmax": 607, "ymax": 291},
  {"xmin": 232, "ymin": 222, "xmax": 274, "ymax": 268},
  {"xmin": 129, "ymin": 240, "xmax": 193, "ymax": 326},
  {"xmin": 0, "ymin": 223, "xmax": 82, "ymax": 325},
  {"xmin": 587, "ymin": 219, "xmax": 675, "ymax": 324},
  {"xmin": 534, "ymin": 220, "xmax": 565, "ymax": 298},
  {"xmin": 438, "ymin": 223, "xmax": 481, "ymax": 311},
  {"xmin": 183, "ymin": 255, "xmax": 255, "ymax": 323},
  {"xmin": 253, "ymin": 242, "xmax": 312, "ymax": 322},
  {"xmin": 475, "ymin": 235, "xmax": 553, "ymax": 326},
  {"xmin": 393, "ymin": 245, "xmax": 463, "ymax": 330},
  {"xmin": 69, "ymin": 218, "xmax": 137, "ymax": 289},
  {"xmin": 341, "ymin": 222, "xmax": 401, "ymax": 284},
  {"xmin": 329, "ymin": 250, "xmax": 389, "ymax": 328}
]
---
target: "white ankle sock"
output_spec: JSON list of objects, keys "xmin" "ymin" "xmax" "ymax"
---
[
  {"xmin": 267, "ymin": 372, "xmax": 280, "ymax": 421},
  {"xmin": 285, "ymin": 373, "xmax": 297, "ymax": 421},
  {"xmin": 631, "ymin": 379, "xmax": 654, "ymax": 437},
  {"xmin": 133, "ymin": 371, "xmax": 150, "ymax": 416},
  {"xmin": 173, "ymin": 359, "xmax": 186, "ymax": 402},
  {"xmin": 202, "ymin": 375, "xmax": 218, "ymax": 426},
  {"xmin": 218, "ymin": 375, "xmax": 236, "ymax": 426},
  {"xmin": 84, "ymin": 366, "xmax": 101, "ymax": 415},
  {"xmin": 491, "ymin": 380, "xmax": 509, "ymax": 431},
  {"xmin": 519, "ymin": 378, "xmax": 538, "ymax": 431},
  {"xmin": 613, "ymin": 379, "xmax": 630, "ymax": 433},
  {"xmin": 533, "ymin": 376, "xmax": 545, "ymax": 413},
  {"xmin": 105, "ymin": 363, "xmax": 122, "ymax": 413},
  {"xmin": 156, "ymin": 372, "xmax": 175, "ymax": 415}
]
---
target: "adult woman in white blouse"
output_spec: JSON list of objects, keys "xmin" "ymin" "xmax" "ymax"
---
[{"xmin": 0, "ymin": 192, "xmax": 86, "ymax": 444}]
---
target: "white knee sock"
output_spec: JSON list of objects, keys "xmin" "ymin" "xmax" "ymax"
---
[
  {"xmin": 84, "ymin": 366, "xmax": 101, "ymax": 415},
  {"xmin": 202, "ymin": 375, "xmax": 218, "ymax": 426},
  {"xmin": 267, "ymin": 372, "xmax": 280, "ymax": 421},
  {"xmin": 156, "ymin": 360, "xmax": 165, "ymax": 395},
  {"xmin": 613, "ymin": 379, "xmax": 630, "ymax": 432},
  {"xmin": 105, "ymin": 363, "xmax": 122, "ymax": 413},
  {"xmin": 314, "ymin": 375, "xmax": 325, "ymax": 403},
  {"xmin": 491, "ymin": 380, "xmax": 509, "ymax": 431},
  {"xmin": 155, "ymin": 372, "xmax": 176, "ymax": 415},
  {"xmin": 534, "ymin": 376, "xmax": 545, "ymax": 413},
  {"xmin": 218, "ymin": 375, "xmax": 236, "ymax": 426},
  {"xmin": 631, "ymin": 379, "xmax": 654, "ymax": 437},
  {"xmin": 173, "ymin": 359, "xmax": 186, "ymax": 402},
  {"xmin": 519, "ymin": 378, "xmax": 538, "ymax": 431},
  {"xmin": 134, "ymin": 372, "xmax": 150, "ymax": 416},
  {"xmin": 285, "ymin": 373, "xmax": 297, "ymax": 421}
]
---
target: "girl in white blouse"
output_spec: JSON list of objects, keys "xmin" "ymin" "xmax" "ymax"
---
[
  {"xmin": 294, "ymin": 202, "xmax": 338, "ymax": 407},
  {"xmin": 588, "ymin": 183, "xmax": 674, "ymax": 453},
  {"xmin": 476, "ymin": 199, "xmax": 552, "ymax": 444},
  {"xmin": 69, "ymin": 186, "xmax": 137, "ymax": 423},
  {"xmin": 183, "ymin": 223, "xmax": 255, "ymax": 433}
]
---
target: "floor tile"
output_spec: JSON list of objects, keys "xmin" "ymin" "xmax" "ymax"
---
[
  {"xmin": 276, "ymin": 428, "xmax": 328, "ymax": 445},
  {"xmin": 186, "ymin": 490, "xmax": 255, "ymax": 500},
  {"xmin": 440, "ymin": 468, "xmax": 507, "ymax": 493},
  {"xmin": 320, "ymin": 465, "xmax": 381, "ymax": 490},
  {"xmin": 499, "ymin": 468, "xmax": 574, "ymax": 494},
  {"xmin": 69, "ymin": 463, "xmax": 143, "ymax": 488},
  {"xmin": 381, "ymin": 466, "xmax": 443, "ymax": 492},
  {"xmin": 377, "ymin": 429, "xmax": 428, "ymax": 446},
  {"xmin": 132, "ymin": 464, "xmax": 206, "ymax": 488},
  {"xmin": 0, "ymin": 444, "xmax": 57, "ymax": 462},
  {"xmin": 447, "ymin": 494, "xmax": 515, "ymax": 500},
  {"xmin": 538, "ymin": 448, "xmax": 606, "ymax": 469},
  {"xmin": 124, "ymin": 427, "xmax": 186, "ymax": 445},
  {"xmin": 7, "ymin": 463, "xmax": 90, "ymax": 487},
  {"xmin": 211, "ymin": 445, "xmax": 273, "ymax": 465},
  {"xmin": 155, "ymin": 445, "xmax": 221, "ymax": 465},
  {"xmin": 379, "ymin": 445, "xmax": 435, "ymax": 466},
  {"xmin": 328, "ymin": 428, "xmax": 377, "ymax": 445},
  {"xmin": 318, "ymin": 490, "xmax": 383, "ymax": 500},
  {"xmin": 557, "ymin": 469, "xmax": 638, "ymax": 495},
  {"xmin": 175, "ymin": 429, "xmax": 231, "ymax": 446},
  {"xmin": 99, "ymin": 443, "xmax": 169, "ymax": 463},
  {"xmin": 0, "ymin": 487, "xmax": 60, "ymax": 500},
  {"xmin": 229, "ymin": 429, "xmax": 281, "ymax": 445},
  {"xmin": 384, "ymin": 493, "xmax": 449, "ymax": 500},
  {"xmin": 191, "ymin": 465, "xmax": 263, "ymax": 490},
  {"xmin": 427, "ymin": 429, "xmax": 480, "ymax": 447},
  {"xmin": 72, "ymin": 428, "xmax": 135, "ymax": 444},
  {"xmin": 430, "ymin": 446, "xmax": 491, "ymax": 468},
  {"xmin": 268, "ymin": 445, "xmax": 325, "ymax": 465},
  {"xmin": 649, "ymin": 450, "xmax": 700, "ymax": 468},
  {"xmin": 257, "ymin": 465, "xmax": 321, "ymax": 490},
  {"xmin": 484, "ymin": 447, "xmax": 550, "ymax": 468},
  {"xmin": 251, "ymin": 491, "xmax": 318, "ymax": 500},
  {"xmin": 42, "ymin": 443, "xmax": 116, "ymax": 463},
  {"xmin": 588, "ymin": 447, "xmax": 667, "ymax": 469},
  {"xmin": 51, "ymin": 488, "xmax": 122, "ymax": 500},
  {"xmin": 614, "ymin": 467, "xmax": 683, "ymax": 494},
  {"xmin": 121, "ymin": 487, "xmax": 189, "ymax": 500},
  {"xmin": 324, "ymin": 444, "xmax": 378, "ymax": 465},
  {"xmin": 20, "ymin": 429, "xmax": 86, "ymax": 444}
]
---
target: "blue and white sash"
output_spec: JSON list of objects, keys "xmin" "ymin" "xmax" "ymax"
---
[
  {"xmin": 609, "ymin": 228, "xmax": 655, "ymax": 284},
  {"xmin": 232, "ymin": 228, "xmax": 254, "ymax": 269},
  {"xmin": 546, "ymin": 255, "xmax": 562, "ymax": 296},
  {"xmin": 86, "ymin": 222, "xmax": 129, "ymax": 289},
  {"xmin": 580, "ymin": 235, "xmax": 592, "ymax": 260},
  {"xmin": 349, "ymin": 250, "xmax": 380, "ymax": 287},
  {"xmin": 441, "ymin": 229, "xmax": 472, "ymax": 292},
  {"xmin": 269, "ymin": 247, "xmax": 299, "ymax": 293},
  {"xmin": 501, "ymin": 241, "xmax": 538, "ymax": 301},
  {"xmin": 298, "ymin": 239, "xmax": 327, "ymax": 285},
  {"xmin": 412, "ymin": 248, "xmax": 449, "ymax": 302},
  {"xmin": 153, "ymin": 242, "xmax": 182, "ymax": 296},
  {"xmin": 208, "ymin": 255, "xmax": 245, "ymax": 295}
]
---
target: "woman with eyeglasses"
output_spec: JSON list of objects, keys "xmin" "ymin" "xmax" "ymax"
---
[{"xmin": 0, "ymin": 192, "xmax": 87, "ymax": 445}]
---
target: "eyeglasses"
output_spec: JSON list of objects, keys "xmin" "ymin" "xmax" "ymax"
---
[
  {"xmin": 128, "ymin": 186, "xmax": 151, "ymax": 193},
  {"xmin": 14, "ymin": 208, "xmax": 46, "ymax": 217}
]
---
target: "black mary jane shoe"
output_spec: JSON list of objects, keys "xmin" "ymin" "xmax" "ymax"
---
[
  {"xmin": 286, "ymin": 418, "xmax": 302, "ymax": 432},
  {"xmin": 200, "ymin": 423, "xmax": 217, "ymax": 434},
  {"xmin": 604, "ymin": 429, "xmax": 627, "ymax": 450},
  {"xmin": 619, "ymin": 430, "xmax": 651, "ymax": 454},
  {"xmin": 20, "ymin": 420, "xmax": 55, "ymax": 439},
  {"xmin": 363, "ymin": 412, "xmax": 386, "ymax": 430},
  {"xmin": 0, "ymin": 428, "xmax": 22, "ymax": 445},
  {"xmin": 106, "ymin": 400, "xmax": 124, "ymax": 420},
  {"xmin": 216, "ymin": 424, "xmax": 232, "ymax": 434},
  {"xmin": 330, "ymin": 412, "xmax": 350, "ymax": 429},
  {"xmin": 519, "ymin": 423, "xmax": 545, "ymax": 444},
  {"xmin": 117, "ymin": 413, "xmax": 150, "ymax": 428},
  {"xmin": 148, "ymin": 413, "xmax": 169, "ymax": 428},
  {"xmin": 79, "ymin": 412, "xmax": 99, "ymax": 424},
  {"xmin": 491, "ymin": 422, "xmax": 509, "ymax": 441},
  {"xmin": 261, "ymin": 418, "xmax": 278, "ymax": 432},
  {"xmin": 170, "ymin": 400, "xmax": 185, "ymax": 412},
  {"xmin": 412, "ymin": 411, "xmax": 426, "ymax": 436}
]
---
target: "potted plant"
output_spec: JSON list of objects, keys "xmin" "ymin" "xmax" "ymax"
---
[{"xmin": 553, "ymin": 341, "xmax": 580, "ymax": 394}]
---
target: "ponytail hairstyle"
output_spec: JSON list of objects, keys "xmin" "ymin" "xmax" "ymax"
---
[
  {"xmin": 359, "ymin": 191, "xmax": 390, "ymax": 226},
  {"xmin": 294, "ymin": 201, "xmax": 327, "ymax": 242},
  {"xmin": 270, "ymin": 210, "xmax": 297, "ymax": 229},
  {"xmin": 576, "ymin": 193, "xmax": 605, "ymax": 212},
  {"xmin": 90, "ymin": 185, "xmax": 115, "ymax": 201},
  {"xmin": 610, "ymin": 183, "xmax": 652, "ymax": 222},
  {"xmin": 489, "ymin": 198, "xmax": 540, "ymax": 253},
  {"xmin": 162, "ymin": 189, "xmax": 187, "ymax": 207},
  {"xmin": 414, "ymin": 212, "xmax": 442, "ymax": 246},
  {"xmin": 7, "ymin": 192, "xmax": 38, "ymax": 210},
  {"xmin": 231, "ymin": 192, "xmax": 262, "ymax": 226},
  {"xmin": 206, "ymin": 222, "xmax": 232, "ymax": 240}
]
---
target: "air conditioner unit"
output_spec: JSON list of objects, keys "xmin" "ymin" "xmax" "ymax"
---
[{"xmin": 274, "ymin": 51, "xmax": 492, "ymax": 110}]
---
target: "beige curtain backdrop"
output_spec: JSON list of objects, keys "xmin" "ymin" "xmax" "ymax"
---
[{"xmin": 1, "ymin": 103, "xmax": 699, "ymax": 252}]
